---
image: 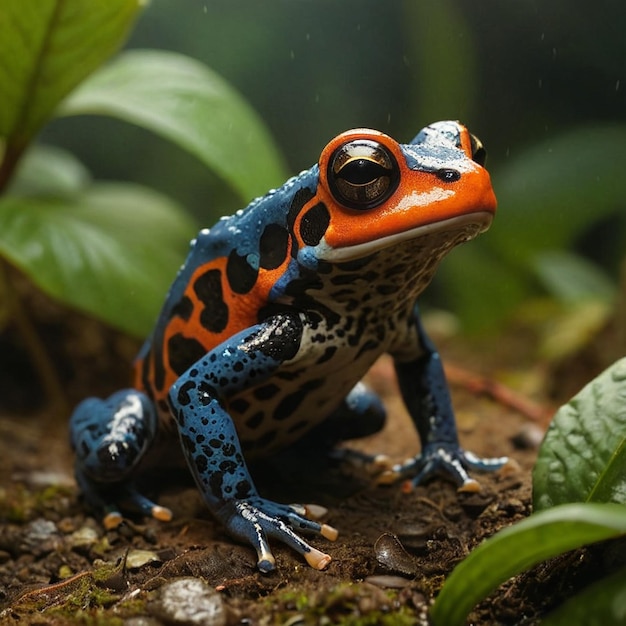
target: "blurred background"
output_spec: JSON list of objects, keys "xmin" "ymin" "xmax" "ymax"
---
[{"xmin": 40, "ymin": 0, "xmax": 626, "ymax": 331}]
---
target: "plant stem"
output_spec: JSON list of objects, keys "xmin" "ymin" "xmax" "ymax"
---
[
  {"xmin": 0, "ymin": 139, "xmax": 26, "ymax": 195},
  {"xmin": 0, "ymin": 260, "xmax": 68, "ymax": 418}
]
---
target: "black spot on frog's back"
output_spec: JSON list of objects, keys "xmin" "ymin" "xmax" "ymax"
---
[
  {"xmin": 226, "ymin": 249, "xmax": 258, "ymax": 294},
  {"xmin": 287, "ymin": 187, "xmax": 316, "ymax": 258},
  {"xmin": 169, "ymin": 295, "xmax": 193, "ymax": 321},
  {"xmin": 193, "ymin": 268, "xmax": 229, "ymax": 333},
  {"xmin": 260, "ymin": 223, "xmax": 290, "ymax": 269},
  {"xmin": 168, "ymin": 334, "xmax": 207, "ymax": 377}
]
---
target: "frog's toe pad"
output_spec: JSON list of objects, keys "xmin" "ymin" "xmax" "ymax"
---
[
  {"xmin": 103, "ymin": 511, "xmax": 124, "ymax": 530},
  {"xmin": 152, "ymin": 505, "xmax": 173, "ymax": 522},
  {"xmin": 320, "ymin": 523, "xmax": 339, "ymax": 541},
  {"xmin": 375, "ymin": 468, "xmax": 402, "ymax": 485},
  {"xmin": 457, "ymin": 478, "xmax": 481, "ymax": 493},
  {"xmin": 305, "ymin": 547, "xmax": 333, "ymax": 570},
  {"xmin": 292, "ymin": 503, "xmax": 327, "ymax": 519},
  {"xmin": 330, "ymin": 448, "xmax": 393, "ymax": 476}
]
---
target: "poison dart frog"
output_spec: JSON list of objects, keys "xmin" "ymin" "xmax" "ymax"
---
[{"xmin": 70, "ymin": 121, "xmax": 508, "ymax": 573}]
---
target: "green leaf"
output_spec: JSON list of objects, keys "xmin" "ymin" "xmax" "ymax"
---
[
  {"xmin": 58, "ymin": 49, "xmax": 287, "ymax": 202},
  {"xmin": 438, "ymin": 125, "xmax": 626, "ymax": 330},
  {"xmin": 540, "ymin": 567, "xmax": 626, "ymax": 626},
  {"xmin": 0, "ymin": 0, "xmax": 143, "ymax": 147},
  {"xmin": 7, "ymin": 144, "xmax": 91, "ymax": 198},
  {"xmin": 533, "ymin": 250, "xmax": 616, "ymax": 304},
  {"xmin": 533, "ymin": 357, "xmax": 626, "ymax": 511},
  {"xmin": 434, "ymin": 242, "xmax": 531, "ymax": 331},
  {"xmin": 0, "ymin": 183, "xmax": 195, "ymax": 336},
  {"xmin": 492, "ymin": 124, "xmax": 626, "ymax": 265},
  {"xmin": 430, "ymin": 503, "xmax": 626, "ymax": 626}
]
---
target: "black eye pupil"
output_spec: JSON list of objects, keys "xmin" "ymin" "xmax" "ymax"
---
[{"xmin": 338, "ymin": 159, "xmax": 387, "ymax": 185}]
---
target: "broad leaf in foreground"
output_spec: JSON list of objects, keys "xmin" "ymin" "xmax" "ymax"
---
[
  {"xmin": 540, "ymin": 567, "xmax": 626, "ymax": 626},
  {"xmin": 533, "ymin": 357, "xmax": 626, "ymax": 511},
  {"xmin": 429, "ymin": 503, "xmax": 626, "ymax": 626}
]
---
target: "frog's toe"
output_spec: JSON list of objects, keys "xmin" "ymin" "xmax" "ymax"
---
[
  {"xmin": 461, "ymin": 450, "xmax": 510, "ymax": 473},
  {"xmin": 75, "ymin": 469, "xmax": 172, "ymax": 528},
  {"xmin": 118, "ymin": 484, "xmax": 173, "ymax": 522},
  {"xmin": 103, "ymin": 510, "xmax": 124, "ymax": 530},
  {"xmin": 100, "ymin": 494, "xmax": 172, "ymax": 528},
  {"xmin": 224, "ymin": 499, "xmax": 335, "ymax": 572},
  {"xmin": 389, "ymin": 445, "xmax": 509, "ymax": 491},
  {"xmin": 329, "ymin": 448, "xmax": 393, "ymax": 476}
]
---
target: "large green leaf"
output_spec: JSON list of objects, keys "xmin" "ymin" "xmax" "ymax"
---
[
  {"xmin": 430, "ymin": 503, "xmax": 626, "ymax": 626},
  {"xmin": 58, "ymin": 49, "xmax": 287, "ymax": 202},
  {"xmin": 533, "ymin": 357, "xmax": 626, "ymax": 511},
  {"xmin": 0, "ymin": 182, "xmax": 195, "ymax": 336},
  {"xmin": 7, "ymin": 144, "xmax": 91, "ymax": 198},
  {"xmin": 0, "ymin": 0, "xmax": 143, "ymax": 147}
]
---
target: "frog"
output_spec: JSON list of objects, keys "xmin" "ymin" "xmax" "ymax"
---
[{"xmin": 70, "ymin": 120, "xmax": 508, "ymax": 573}]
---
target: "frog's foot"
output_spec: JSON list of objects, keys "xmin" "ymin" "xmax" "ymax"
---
[
  {"xmin": 329, "ymin": 447, "xmax": 393, "ymax": 476},
  {"xmin": 378, "ymin": 444, "xmax": 509, "ymax": 492},
  {"xmin": 75, "ymin": 470, "xmax": 172, "ymax": 529},
  {"xmin": 219, "ymin": 497, "xmax": 338, "ymax": 573}
]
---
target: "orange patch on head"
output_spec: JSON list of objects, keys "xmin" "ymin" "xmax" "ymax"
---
[{"xmin": 312, "ymin": 128, "xmax": 496, "ymax": 253}]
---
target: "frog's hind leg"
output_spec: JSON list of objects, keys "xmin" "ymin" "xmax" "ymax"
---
[
  {"xmin": 70, "ymin": 389, "xmax": 172, "ymax": 528},
  {"xmin": 312, "ymin": 382, "xmax": 392, "ymax": 474}
]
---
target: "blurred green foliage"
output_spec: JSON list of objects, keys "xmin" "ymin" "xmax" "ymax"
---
[
  {"xmin": 0, "ymin": 0, "xmax": 285, "ymax": 337},
  {"xmin": 39, "ymin": 0, "xmax": 626, "ymax": 331}
]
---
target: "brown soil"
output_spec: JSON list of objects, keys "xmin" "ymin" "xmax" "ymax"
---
[{"xmin": 0, "ymin": 299, "xmax": 612, "ymax": 625}]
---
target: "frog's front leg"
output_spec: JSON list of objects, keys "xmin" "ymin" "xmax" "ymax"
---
[
  {"xmin": 168, "ymin": 313, "xmax": 337, "ymax": 573},
  {"xmin": 388, "ymin": 307, "xmax": 508, "ymax": 491},
  {"xmin": 70, "ymin": 389, "xmax": 172, "ymax": 528}
]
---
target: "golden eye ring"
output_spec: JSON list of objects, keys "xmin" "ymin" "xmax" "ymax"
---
[{"xmin": 327, "ymin": 139, "xmax": 400, "ymax": 210}]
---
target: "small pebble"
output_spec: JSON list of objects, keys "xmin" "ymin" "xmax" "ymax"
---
[
  {"xmin": 511, "ymin": 423, "xmax": 545, "ymax": 450},
  {"xmin": 125, "ymin": 549, "xmax": 162, "ymax": 570},
  {"xmin": 124, "ymin": 617, "xmax": 162, "ymax": 626},
  {"xmin": 365, "ymin": 574, "xmax": 411, "ymax": 589},
  {"xmin": 23, "ymin": 519, "xmax": 61, "ymax": 555},
  {"xmin": 69, "ymin": 525, "xmax": 99, "ymax": 549},
  {"xmin": 150, "ymin": 577, "xmax": 226, "ymax": 626}
]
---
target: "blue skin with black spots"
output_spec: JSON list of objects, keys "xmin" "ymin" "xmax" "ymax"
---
[{"xmin": 70, "ymin": 122, "xmax": 508, "ymax": 572}]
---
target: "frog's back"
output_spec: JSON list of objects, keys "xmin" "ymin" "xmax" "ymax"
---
[{"xmin": 134, "ymin": 169, "xmax": 320, "ymax": 413}]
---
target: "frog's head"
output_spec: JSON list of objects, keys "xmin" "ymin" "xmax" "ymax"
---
[{"xmin": 295, "ymin": 121, "xmax": 496, "ymax": 263}]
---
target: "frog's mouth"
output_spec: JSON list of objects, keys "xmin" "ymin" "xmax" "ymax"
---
[{"xmin": 315, "ymin": 211, "xmax": 493, "ymax": 262}]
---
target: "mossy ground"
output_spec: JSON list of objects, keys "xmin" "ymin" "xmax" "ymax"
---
[{"xmin": 0, "ymin": 299, "xmax": 614, "ymax": 625}]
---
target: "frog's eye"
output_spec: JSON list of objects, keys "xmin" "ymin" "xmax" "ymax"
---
[
  {"xmin": 328, "ymin": 139, "xmax": 400, "ymax": 210},
  {"xmin": 469, "ymin": 133, "xmax": 487, "ymax": 166}
]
